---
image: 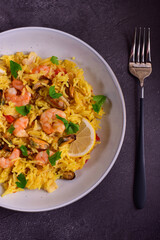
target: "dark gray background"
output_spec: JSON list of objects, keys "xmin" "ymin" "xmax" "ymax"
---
[{"xmin": 0, "ymin": 0, "xmax": 160, "ymax": 239}]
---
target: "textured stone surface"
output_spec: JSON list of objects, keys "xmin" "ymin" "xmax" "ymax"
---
[{"xmin": 0, "ymin": 0, "xmax": 160, "ymax": 239}]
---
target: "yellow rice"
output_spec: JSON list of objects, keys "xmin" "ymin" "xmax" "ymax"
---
[{"xmin": 0, "ymin": 52, "xmax": 105, "ymax": 197}]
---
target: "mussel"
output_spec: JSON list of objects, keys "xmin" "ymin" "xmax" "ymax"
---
[
  {"xmin": 29, "ymin": 137, "xmax": 49, "ymax": 150},
  {"xmin": 61, "ymin": 171, "xmax": 75, "ymax": 180},
  {"xmin": 58, "ymin": 134, "xmax": 76, "ymax": 147}
]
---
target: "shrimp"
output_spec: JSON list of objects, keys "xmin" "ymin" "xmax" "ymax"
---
[
  {"xmin": 22, "ymin": 52, "xmax": 37, "ymax": 65},
  {"xmin": 13, "ymin": 116, "xmax": 29, "ymax": 137},
  {"xmin": 5, "ymin": 80, "xmax": 31, "ymax": 107},
  {"xmin": 0, "ymin": 148, "xmax": 20, "ymax": 168},
  {"xmin": 32, "ymin": 65, "xmax": 66, "ymax": 79},
  {"xmin": 12, "ymin": 79, "xmax": 24, "ymax": 91},
  {"xmin": 40, "ymin": 108, "xmax": 66, "ymax": 135},
  {"xmin": 35, "ymin": 150, "xmax": 55, "ymax": 166},
  {"xmin": 32, "ymin": 65, "xmax": 52, "ymax": 76}
]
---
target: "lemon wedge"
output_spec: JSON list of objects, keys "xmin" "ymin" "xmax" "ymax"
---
[{"xmin": 68, "ymin": 118, "xmax": 96, "ymax": 157}]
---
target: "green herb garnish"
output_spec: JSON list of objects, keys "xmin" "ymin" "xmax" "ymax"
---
[
  {"xmin": 10, "ymin": 60, "xmax": 22, "ymax": 78},
  {"xmin": 16, "ymin": 173, "xmax": 27, "ymax": 189},
  {"xmin": 7, "ymin": 124, "xmax": 15, "ymax": 134},
  {"xmin": 20, "ymin": 145, "xmax": 28, "ymax": 157},
  {"xmin": 50, "ymin": 56, "xmax": 59, "ymax": 65},
  {"xmin": 15, "ymin": 104, "xmax": 31, "ymax": 116},
  {"xmin": 92, "ymin": 95, "xmax": 106, "ymax": 113},
  {"xmin": 65, "ymin": 122, "xmax": 79, "ymax": 135},
  {"xmin": 47, "ymin": 150, "xmax": 62, "ymax": 166},
  {"xmin": 56, "ymin": 115, "xmax": 79, "ymax": 134},
  {"xmin": 46, "ymin": 149, "xmax": 50, "ymax": 155},
  {"xmin": 49, "ymin": 86, "xmax": 62, "ymax": 99}
]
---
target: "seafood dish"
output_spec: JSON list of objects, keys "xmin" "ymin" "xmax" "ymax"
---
[{"xmin": 0, "ymin": 52, "xmax": 106, "ymax": 196}]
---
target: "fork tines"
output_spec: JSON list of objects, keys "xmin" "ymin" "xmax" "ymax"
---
[{"xmin": 129, "ymin": 27, "xmax": 151, "ymax": 63}]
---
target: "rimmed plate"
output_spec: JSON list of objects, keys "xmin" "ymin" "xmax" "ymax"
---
[{"xmin": 0, "ymin": 27, "xmax": 126, "ymax": 212}]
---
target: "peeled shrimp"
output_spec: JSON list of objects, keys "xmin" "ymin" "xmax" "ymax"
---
[
  {"xmin": 0, "ymin": 148, "xmax": 20, "ymax": 168},
  {"xmin": 13, "ymin": 116, "xmax": 29, "ymax": 137},
  {"xmin": 40, "ymin": 108, "xmax": 66, "ymax": 135},
  {"xmin": 22, "ymin": 52, "xmax": 37, "ymax": 65},
  {"xmin": 12, "ymin": 79, "xmax": 24, "ymax": 91},
  {"xmin": 35, "ymin": 150, "xmax": 55, "ymax": 166},
  {"xmin": 5, "ymin": 80, "xmax": 31, "ymax": 107},
  {"xmin": 32, "ymin": 65, "xmax": 66, "ymax": 79},
  {"xmin": 32, "ymin": 65, "xmax": 53, "ymax": 76}
]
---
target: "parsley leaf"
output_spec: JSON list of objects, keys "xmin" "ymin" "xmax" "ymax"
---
[
  {"xmin": 10, "ymin": 60, "xmax": 22, "ymax": 78},
  {"xmin": 48, "ymin": 151, "xmax": 62, "ymax": 166},
  {"xmin": 7, "ymin": 124, "xmax": 15, "ymax": 134},
  {"xmin": 15, "ymin": 104, "xmax": 31, "ymax": 116},
  {"xmin": 46, "ymin": 149, "xmax": 50, "ymax": 155},
  {"xmin": 50, "ymin": 56, "xmax": 59, "ymax": 65},
  {"xmin": 92, "ymin": 95, "xmax": 106, "ymax": 113},
  {"xmin": 49, "ymin": 86, "xmax": 62, "ymax": 99},
  {"xmin": 56, "ymin": 115, "xmax": 69, "ymax": 128},
  {"xmin": 20, "ymin": 145, "xmax": 28, "ymax": 156},
  {"xmin": 56, "ymin": 115, "xmax": 79, "ymax": 134},
  {"xmin": 16, "ymin": 173, "xmax": 27, "ymax": 189},
  {"xmin": 66, "ymin": 122, "xmax": 79, "ymax": 135},
  {"xmin": 92, "ymin": 104, "xmax": 100, "ymax": 113}
]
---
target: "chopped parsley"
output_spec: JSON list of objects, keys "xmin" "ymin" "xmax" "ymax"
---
[
  {"xmin": 50, "ymin": 56, "xmax": 59, "ymax": 65},
  {"xmin": 46, "ymin": 150, "xmax": 62, "ymax": 166},
  {"xmin": 92, "ymin": 95, "xmax": 106, "ymax": 113},
  {"xmin": 49, "ymin": 86, "xmax": 62, "ymax": 99},
  {"xmin": 15, "ymin": 104, "xmax": 31, "ymax": 116},
  {"xmin": 10, "ymin": 60, "xmax": 22, "ymax": 78},
  {"xmin": 20, "ymin": 145, "xmax": 28, "ymax": 157},
  {"xmin": 56, "ymin": 115, "xmax": 79, "ymax": 134},
  {"xmin": 46, "ymin": 149, "xmax": 50, "ymax": 155},
  {"xmin": 7, "ymin": 124, "xmax": 15, "ymax": 134},
  {"xmin": 16, "ymin": 173, "xmax": 27, "ymax": 189}
]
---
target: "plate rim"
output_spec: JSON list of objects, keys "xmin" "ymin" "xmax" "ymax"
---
[{"xmin": 0, "ymin": 26, "xmax": 126, "ymax": 212}]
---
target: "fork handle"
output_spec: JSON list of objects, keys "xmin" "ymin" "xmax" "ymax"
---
[{"xmin": 133, "ymin": 94, "xmax": 146, "ymax": 209}]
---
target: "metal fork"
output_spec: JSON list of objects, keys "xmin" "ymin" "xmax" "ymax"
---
[{"xmin": 129, "ymin": 28, "xmax": 152, "ymax": 209}]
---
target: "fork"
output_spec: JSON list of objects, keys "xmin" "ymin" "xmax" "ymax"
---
[{"xmin": 129, "ymin": 27, "xmax": 152, "ymax": 209}]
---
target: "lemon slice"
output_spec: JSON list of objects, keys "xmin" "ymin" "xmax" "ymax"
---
[{"xmin": 68, "ymin": 118, "xmax": 96, "ymax": 157}]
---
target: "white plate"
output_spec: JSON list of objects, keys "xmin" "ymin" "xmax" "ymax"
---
[{"xmin": 0, "ymin": 27, "xmax": 126, "ymax": 212}]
